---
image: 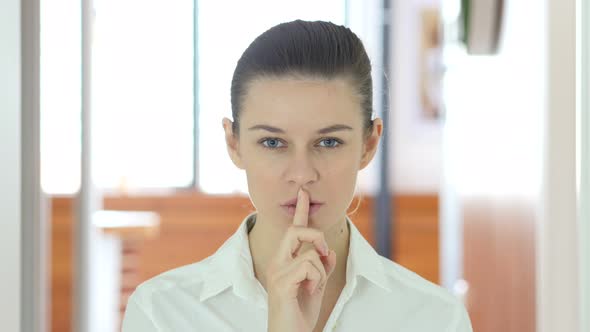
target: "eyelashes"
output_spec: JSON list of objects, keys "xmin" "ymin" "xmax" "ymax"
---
[
  {"xmin": 258, "ymin": 137, "xmax": 344, "ymax": 150},
  {"xmin": 259, "ymin": 138, "xmax": 285, "ymax": 149}
]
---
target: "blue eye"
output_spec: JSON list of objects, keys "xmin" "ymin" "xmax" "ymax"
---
[
  {"xmin": 260, "ymin": 138, "xmax": 285, "ymax": 149},
  {"xmin": 259, "ymin": 137, "xmax": 343, "ymax": 150},
  {"xmin": 318, "ymin": 138, "xmax": 342, "ymax": 148}
]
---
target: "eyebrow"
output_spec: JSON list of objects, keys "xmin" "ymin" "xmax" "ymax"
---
[{"xmin": 248, "ymin": 124, "xmax": 353, "ymax": 134}]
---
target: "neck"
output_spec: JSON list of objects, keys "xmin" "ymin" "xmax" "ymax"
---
[{"xmin": 247, "ymin": 212, "xmax": 350, "ymax": 290}]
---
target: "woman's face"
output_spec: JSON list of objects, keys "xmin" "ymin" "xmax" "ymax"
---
[{"xmin": 223, "ymin": 77, "xmax": 382, "ymax": 230}]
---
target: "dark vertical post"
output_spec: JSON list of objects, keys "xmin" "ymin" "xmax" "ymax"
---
[
  {"xmin": 21, "ymin": 0, "xmax": 48, "ymax": 330},
  {"xmin": 375, "ymin": 0, "xmax": 393, "ymax": 259}
]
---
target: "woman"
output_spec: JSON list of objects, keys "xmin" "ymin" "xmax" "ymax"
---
[{"xmin": 122, "ymin": 20, "xmax": 472, "ymax": 332}]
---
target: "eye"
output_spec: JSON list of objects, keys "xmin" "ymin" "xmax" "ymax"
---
[
  {"xmin": 317, "ymin": 138, "xmax": 343, "ymax": 148},
  {"xmin": 260, "ymin": 138, "xmax": 286, "ymax": 149}
]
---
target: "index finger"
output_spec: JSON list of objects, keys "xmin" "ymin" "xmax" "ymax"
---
[{"xmin": 293, "ymin": 188, "xmax": 309, "ymax": 227}]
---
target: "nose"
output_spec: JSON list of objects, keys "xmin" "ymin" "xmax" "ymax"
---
[{"xmin": 284, "ymin": 150, "xmax": 319, "ymax": 186}]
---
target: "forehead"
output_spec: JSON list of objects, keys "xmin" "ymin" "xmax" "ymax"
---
[{"xmin": 240, "ymin": 77, "xmax": 363, "ymax": 131}]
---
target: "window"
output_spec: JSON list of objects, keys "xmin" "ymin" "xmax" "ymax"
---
[
  {"xmin": 40, "ymin": 0, "xmax": 82, "ymax": 194},
  {"xmin": 41, "ymin": 0, "xmax": 195, "ymax": 194},
  {"xmin": 92, "ymin": 0, "xmax": 195, "ymax": 191}
]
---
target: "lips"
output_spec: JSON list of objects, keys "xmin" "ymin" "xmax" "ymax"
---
[
  {"xmin": 280, "ymin": 195, "xmax": 324, "ymax": 217},
  {"xmin": 281, "ymin": 197, "xmax": 323, "ymax": 206},
  {"xmin": 281, "ymin": 202, "xmax": 324, "ymax": 217}
]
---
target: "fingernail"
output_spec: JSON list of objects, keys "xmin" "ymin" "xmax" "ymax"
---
[
  {"xmin": 322, "ymin": 244, "xmax": 329, "ymax": 256},
  {"xmin": 298, "ymin": 188, "xmax": 303, "ymax": 199}
]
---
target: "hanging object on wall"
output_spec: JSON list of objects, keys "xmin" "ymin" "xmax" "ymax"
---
[
  {"xmin": 420, "ymin": 8, "xmax": 444, "ymax": 120},
  {"xmin": 459, "ymin": 0, "xmax": 505, "ymax": 55}
]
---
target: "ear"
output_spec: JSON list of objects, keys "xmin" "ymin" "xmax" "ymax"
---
[
  {"xmin": 222, "ymin": 117, "xmax": 245, "ymax": 170},
  {"xmin": 359, "ymin": 118, "xmax": 383, "ymax": 170}
]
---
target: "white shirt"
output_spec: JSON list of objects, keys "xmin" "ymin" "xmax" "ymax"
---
[{"xmin": 122, "ymin": 212, "xmax": 473, "ymax": 331}]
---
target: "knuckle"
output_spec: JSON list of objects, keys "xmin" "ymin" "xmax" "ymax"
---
[
  {"xmin": 319, "ymin": 232, "xmax": 327, "ymax": 245},
  {"xmin": 286, "ymin": 225, "xmax": 298, "ymax": 237},
  {"xmin": 312, "ymin": 231, "xmax": 326, "ymax": 246},
  {"xmin": 304, "ymin": 259, "xmax": 321, "ymax": 276},
  {"xmin": 303, "ymin": 261, "xmax": 317, "ymax": 276},
  {"xmin": 304, "ymin": 248, "xmax": 319, "ymax": 259}
]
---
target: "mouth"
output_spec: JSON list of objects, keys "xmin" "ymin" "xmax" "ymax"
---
[
  {"xmin": 281, "ymin": 198, "xmax": 324, "ymax": 217},
  {"xmin": 281, "ymin": 197, "xmax": 324, "ymax": 206}
]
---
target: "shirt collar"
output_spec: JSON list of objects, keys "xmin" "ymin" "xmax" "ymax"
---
[
  {"xmin": 200, "ymin": 212, "xmax": 263, "ymax": 304},
  {"xmin": 345, "ymin": 216, "xmax": 392, "ymax": 293},
  {"xmin": 200, "ymin": 212, "xmax": 392, "ymax": 306}
]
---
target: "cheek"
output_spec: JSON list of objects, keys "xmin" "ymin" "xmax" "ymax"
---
[
  {"xmin": 245, "ymin": 155, "xmax": 282, "ymax": 181},
  {"xmin": 321, "ymin": 161, "xmax": 359, "ymax": 206},
  {"xmin": 328, "ymin": 167, "xmax": 358, "ymax": 191},
  {"xmin": 320, "ymin": 151, "xmax": 360, "ymax": 179},
  {"xmin": 242, "ymin": 157, "xmax": 283, "ymax": 209}
]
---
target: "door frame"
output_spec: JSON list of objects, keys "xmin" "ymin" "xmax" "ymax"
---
[
  {"xmin": 21, "ymin": 0, "xmax": 50, "ymax": 331},
  {"xmin": 577, "ymin": 0, "xmax": 590, "ymax": 330}
]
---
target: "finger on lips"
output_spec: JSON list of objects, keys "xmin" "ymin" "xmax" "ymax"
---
[
  {"xmin": 294, "ymin": 188, "xmax": 329, "ymax": 255},
  {"xmin": 293, "ymin": 188, "xmax": 309, "ymax": 227}
]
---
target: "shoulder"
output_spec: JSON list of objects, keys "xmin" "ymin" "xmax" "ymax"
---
[
  {"xmin": 128, "ymin": 255, "xmax": 216, "ymax": 309},
  {"xmin": 376, "ymin": 257, "xmax": 472, "ymax": 331},
  {"xmin": 378, "ymin": 256, "xmax": 457, "ymax": 303},
  {"xmin": 122, "ymin": 255, "xmax": 226, "ymax": 331}
]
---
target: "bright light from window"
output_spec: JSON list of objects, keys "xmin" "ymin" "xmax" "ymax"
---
[
  {"xmin": 442, "ymin": 46, "xmax": 543, "ymax": 196},
  {"xmin": 92, "ymin": 0, "xmax": 195, "ymax": 191},
  {"xmin": 41, "ymin": 0, "xmax": 82, "ymax": 195},
  {"xmin": 42, "ymin": 0, "xmax": 195, "ymax": 195}
]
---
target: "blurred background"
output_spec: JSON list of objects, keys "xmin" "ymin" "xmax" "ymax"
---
[{"xmin": 1, "ymin": 0, "xmax": 588, "ymax": 331}]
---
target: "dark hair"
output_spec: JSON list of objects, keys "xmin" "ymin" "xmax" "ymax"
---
[{"xmin": 230, "ymin": 20, "xmax": 374, "ymax": 138}]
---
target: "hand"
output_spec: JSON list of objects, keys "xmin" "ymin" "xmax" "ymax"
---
[{"xmin": 266, "ymin": 188, "xmax": 337, "ymax": 332}]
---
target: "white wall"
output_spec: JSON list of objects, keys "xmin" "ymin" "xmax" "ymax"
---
[
  {"xmin": 579, "ymin": 1, "xmax": 590, "ymax": 330},
  {"xmin": 537, "ymin": 0, "xmax": 578, "ymax": 331},
  {"xmin": 390, "ymin": 0, "xmax": 442, "ymax": 193},
  {"xmin": 438, "ymin": 0, "xmax": 579, "ymax": 330},
  {"xmin": 578, "ymin": 0, "xmax": 590, "ymax": 331},
  {"xmin": 439, "ymin": 0, "xmax": 546, "ymax": 297},
  {"xmin": 0, "ymin": 0, "xmax": 21, "ymax": 330}
]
